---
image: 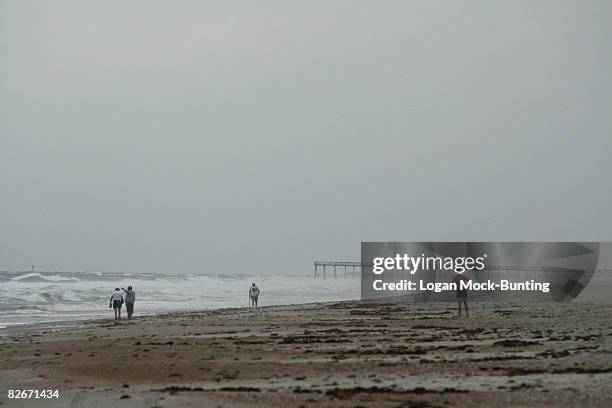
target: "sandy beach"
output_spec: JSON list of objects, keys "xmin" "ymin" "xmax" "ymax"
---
[{"xmin": 1, "ymin": 288, "xmax": 612, "ymax": 408}]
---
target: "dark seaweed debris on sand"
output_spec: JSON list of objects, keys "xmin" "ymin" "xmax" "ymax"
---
[
  {"xmin": 493, "ymin": 339, "xmax": 541, "ymax": 347},
  {"xmin": 325, "ymin": 387, "xmax": 468, "ymax": 399}
]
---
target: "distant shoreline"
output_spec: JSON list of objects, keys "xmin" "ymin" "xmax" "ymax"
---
[{"xmin": 2, "ymin": 275, "xmax": 610, "ymax": 335}]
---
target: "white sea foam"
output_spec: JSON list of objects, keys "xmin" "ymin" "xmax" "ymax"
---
[{"xmin": 0, "ymin": 271, "xmax": 359, "ymax": 328}]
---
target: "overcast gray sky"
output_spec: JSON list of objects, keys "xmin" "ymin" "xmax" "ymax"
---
[{"xmin": 1, "ymin": 1, "xmax": 611, "ymax": 274}]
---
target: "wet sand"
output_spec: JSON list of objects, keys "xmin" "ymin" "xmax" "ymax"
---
[{"xmin": 1, "ymin": 291, "xmax": 612, "ymax": 407}]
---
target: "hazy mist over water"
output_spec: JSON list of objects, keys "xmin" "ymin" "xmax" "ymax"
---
[{"xmin": 1, "ymin": 1, "xmax": 612, "ymax": 275}]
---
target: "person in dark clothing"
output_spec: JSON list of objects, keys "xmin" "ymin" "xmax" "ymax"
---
[
  {"xmin": 452, "ymin": 273, "xmax": 469, "ymax": 319},
  {"xmin": 122, "ymin": 286, "xmax": 136, "ymax": 320}
]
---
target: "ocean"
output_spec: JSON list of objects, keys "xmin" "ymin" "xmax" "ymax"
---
[{"xmin": 0, "ymin": 270, "xmax": 360, "ymax": 329}]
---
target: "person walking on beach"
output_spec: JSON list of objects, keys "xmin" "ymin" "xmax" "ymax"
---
[
  {"xmin": 109, "ymin": 288, "xmax": 124, "ymax": 320},
  {"xmin": 249, "ymin": 283, "xmax": 260, "ymax": 308},
  {"xmin": 452, "ymin": 273, "xmax": 469, "ymax": 319},
  {"xmin": 122, "ymin": 286, "xmax": 136, "ymax": 320}
]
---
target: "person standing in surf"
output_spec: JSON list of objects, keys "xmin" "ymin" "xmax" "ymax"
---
[
  {"xmin": 109, "ymin": 288, "xmax": 124, "ymax": 320},
  {"xmin": 249, "ymin": 283, "xmax": 260, "ymax": 308},
  {"xmin": 122, "ymin": 286, "xmax": 136, "ymax": 320},
  {"xmin": 452, "ymin": 273, "xmax": 469, "ymax": 319}
]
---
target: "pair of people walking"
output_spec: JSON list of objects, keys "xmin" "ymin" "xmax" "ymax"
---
[{"xmin": 109, "ymin": 286, "xmax": 136, "ymax": 320}]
